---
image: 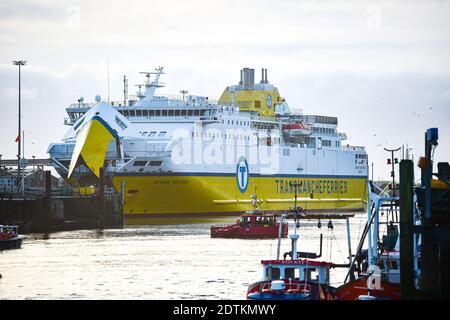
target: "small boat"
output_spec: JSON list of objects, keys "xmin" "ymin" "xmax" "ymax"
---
[
  {"xmin": 282, "ymin": 123, "xmax": 311, "ymax": 136},
  {"xmin": 0, "ymin": 225, "xmax": 26, "ymax": 250},
  {"xmin": 333, "ymin": 182, "xmax": 404, "ymax": 300},
  {"xmin": 210, "ymin": 211, "xmax": 288, "ymax": 239},
  {"xmin": 246, "ymin": 221, "xmax": 337, "ymax": 300}
]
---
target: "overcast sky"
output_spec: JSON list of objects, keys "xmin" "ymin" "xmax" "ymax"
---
[{"xmin": 0, "ymin": 0, "xmax": 449, "ymax": 180}]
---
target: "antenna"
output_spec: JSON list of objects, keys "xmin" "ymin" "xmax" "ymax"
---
[
  {"xmin": 107, "ymin": 57, "xmax": 110, "ymax": 104},
  {"xmin": 123, "ymin": 75, "xmax": 128, "ymax": 105},
  {"xmin": 180, "ymin": 89, "xmax": 188, "ymax": 102}
]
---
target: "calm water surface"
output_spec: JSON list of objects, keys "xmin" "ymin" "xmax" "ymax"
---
[{"xmin": 0, "ymin": 213, "xmax": 367, "ymax": 299}]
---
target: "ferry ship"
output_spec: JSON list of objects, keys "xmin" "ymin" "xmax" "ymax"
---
[{"xmin": 48, "ymin": 67, "xmax": 368, "ymax": 224}]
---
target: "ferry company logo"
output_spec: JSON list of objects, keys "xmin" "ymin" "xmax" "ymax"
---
[
  {"xmin": 266, "ymin": 95, "xmax": 272, "ymax": 108},
  {"xmin": 236, "ymin": 157, "xmax": 249, "ymax": 193}
]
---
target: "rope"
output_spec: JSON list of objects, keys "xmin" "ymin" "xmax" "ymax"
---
[{"xmin": 332, "ymin": 230, "xmax": 348, "ymax": 264}]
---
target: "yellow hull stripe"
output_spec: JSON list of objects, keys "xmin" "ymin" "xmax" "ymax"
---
[{"xmin": 111, "ymin": 174, "xmax": 368, "ymax": 222}]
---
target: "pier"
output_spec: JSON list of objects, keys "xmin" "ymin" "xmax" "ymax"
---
[{"xmin": 0, "ymin": 170, "xmax": 123, "ymax": 233}]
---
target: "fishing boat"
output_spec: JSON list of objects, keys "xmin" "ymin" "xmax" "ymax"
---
[
  {"xmin": 0, "ymin": 225, "xmax": 26, "ymax": 250},
  {"xmin": 48, "ymin": 66, "xmax": 368, "ymax": 224},
  {"xmin": 246, "ymin": 229, "xmax": 337, "ymax": 300},
  {"xmin": 333, "ymin": 182, "xmax": 405, "ymax": 300},
  {"xmin": 246, "ymin": 210, "xmax": 346, "ymax": 300}
]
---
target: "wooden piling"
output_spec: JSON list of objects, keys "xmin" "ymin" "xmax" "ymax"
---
[{"xmin": 399, "ymin": 160, "xmax": 414, "ymax": 299}]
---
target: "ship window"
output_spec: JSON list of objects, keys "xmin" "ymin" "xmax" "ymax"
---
[
  {"xmin": 284, "ymin": 268, "xmax": 299, "ymax": 280},
  {"xmin": 255, "ymin": 100, "xmax": 261, "ymax": 108},
  {"xmin": 322, "ymin": 140, "xmax": 331, "ymax": 147},
  {"xmin": 303, "ymin": 268, "xmax": 318, "ymax": 282},
  {"xmin": 158, "ymin": 131, "xmax": 167, "ymax": 137},
  {"xmin": 149, "ymin": 161, "xmax": 163, "ymax": 166},
  {"xmin": 133, "ymin": 160, "xmax": 147, "ymax": 167},
  {"xmin": 73, "ymin": 116, "xmax": 85, "ymax": 131},
  {"xmin": 181, "ymin": 110, "xmax": 186, "ymax": 116},
  {"xmin": 136, "ymin": 110, "xmax": 142, "ymax": 117},
  {"xmin": 175, "ymin": 110, "xmax": 180, "ymax": 116},
  {"xmin": 162, "ymin": 110, "xmax": 167, "ymax": 116},
  {"xmin": 143, "ymin": 110, "xmax": 148, "ymax": 117},
  {"xmin": 155, "ymin": 110, "xmax": 161, "ymax": 117},
  {"xmin": 266, "ymin": 267, "xmax": 281, "ymax": 280},
  {"xmin": 142, "ymin": 131, "xmax": 148, "ymax": 136},
  {"xmin": 148, "ymin": 131, "xmax": 156, "ymax": 137},
  {"xmin": 149, "ymin": 110, "xmax": 154, "ymax": 116},
  {"xmin": 130, "ymin": 110, "xmax": 136, "ymax": 117}
]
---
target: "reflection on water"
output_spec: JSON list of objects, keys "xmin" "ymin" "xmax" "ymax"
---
[{"xmin": 0, "ymin": 213, "xmax": 367, "ymax": 300}]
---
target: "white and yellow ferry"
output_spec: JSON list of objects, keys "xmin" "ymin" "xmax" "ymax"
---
[{"xmin": 48, "ymin": 67, "xmax": 368, "ymax": 224}]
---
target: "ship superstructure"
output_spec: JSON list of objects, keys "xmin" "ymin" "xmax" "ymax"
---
[{"xmin": 48, "ymin": 67, "xmax": 368, "ymax": 223}]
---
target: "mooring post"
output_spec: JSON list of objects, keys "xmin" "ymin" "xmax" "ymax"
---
[
  {"xmin": 400, "ymin": 160, "xmax": 414, "ymax": 299},
  {"xmin": 99, "ymin": 167, "xmax": 105, "ymax": 229},
  {"xmin": 120, "ymin": 180, "xmax": 126, "ymax": 228},
  {"xmin": 44, "ymin": 170, "xmax": 53, "ymax": 232},
  {"xmin": 420, "ymin": 128, "xmax": 440, "ymax": 299}
]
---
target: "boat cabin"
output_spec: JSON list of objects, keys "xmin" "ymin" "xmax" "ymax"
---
[
  {"xmin": 261, "ymin": 259, "xmax": 334, "ymax": 285},
  {"xmin": 240, "ymin": 213, "xmax": 278, "ymax": 228}
]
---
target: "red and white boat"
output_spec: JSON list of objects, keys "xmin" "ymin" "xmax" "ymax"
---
[
  {"xmin": 333, "ymin": 182, "xmax": 420, "ymax": 300},
  {"xmin": 210, "ymin": 212, "xmax": 288, "ymax": 239},
  {"xmin": 246, "ymin": 221, "xmax": 338, "ymax": 300}
]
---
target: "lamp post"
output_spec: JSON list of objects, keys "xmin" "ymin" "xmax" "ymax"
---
[
  {"xmin": 13, "ymin": 60, "xmax": 26, "ymax": 193},
  {"xmin": 371, "ymin": 162, "xmax": 374, "ymax": 182}
]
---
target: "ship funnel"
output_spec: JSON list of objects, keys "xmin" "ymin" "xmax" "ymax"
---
[
  {"xmin": 261, "ymin": 68, "xmax": 264, "ymax": 84},
  {"xmin": 242, "ymin": 68, "xmax": 255, "ymax": 87},
  {"xmin": 265, "ymin": 68, "xmax": 268, "ymax": 84}
]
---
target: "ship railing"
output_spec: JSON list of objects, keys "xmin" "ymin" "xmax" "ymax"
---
[
  {"xmin": 68, "ymin": 102, "xmax": 96, "ymax": 108},
  {"xmin": 342, "ymin": 145, "xmax": 365, "ymax": 151},
  {"xmin": 289, "ymin": 108, "xmax": 304, "ymax": 115}
]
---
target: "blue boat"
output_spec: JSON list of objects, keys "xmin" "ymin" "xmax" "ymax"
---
[{"xmin": 0, "ymin": 225, "xmax": 26, "ymax": 250}]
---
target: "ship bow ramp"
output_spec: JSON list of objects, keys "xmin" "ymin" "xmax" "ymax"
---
[{"xmin": 67, "ymin": 102, "xmax": 135, "ymax": 178}]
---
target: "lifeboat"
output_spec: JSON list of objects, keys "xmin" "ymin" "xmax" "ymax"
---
[{"xmin": 282, "ymin": 123, "xmax": 311, "ymax": 136}]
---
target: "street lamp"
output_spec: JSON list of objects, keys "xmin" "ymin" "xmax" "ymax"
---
[{"xmin": 13, "ymin": 60, "xmax": 26, "ymax": 193}]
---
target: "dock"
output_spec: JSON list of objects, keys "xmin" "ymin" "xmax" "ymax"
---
[{"xmin": 0, "ymin": 170, "xmax": 123, "ymax": 234}]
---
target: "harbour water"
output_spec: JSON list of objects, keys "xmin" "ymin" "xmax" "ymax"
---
[{"xmin": 0, "ymin": 212, "xmax": 367, "ymax": 300}]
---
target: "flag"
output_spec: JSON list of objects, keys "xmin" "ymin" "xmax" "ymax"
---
[{"xmin": 15, "ymin": 135, "xmax": 20, "ymax": 142}]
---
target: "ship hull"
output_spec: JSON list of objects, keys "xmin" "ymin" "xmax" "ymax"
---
[{"xmin": 111, "ymin": 173, "xmax": 367, "ymax": 224}]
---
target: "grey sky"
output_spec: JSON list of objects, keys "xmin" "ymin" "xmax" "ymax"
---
[{"xmin": 1, "ymin": 0, "xmax": 449, "ymax": 180}]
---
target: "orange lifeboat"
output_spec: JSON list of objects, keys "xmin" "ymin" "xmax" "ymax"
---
[{"xmin": 282, "ymin": 123, "xmax": 311, "ymax": 136}]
